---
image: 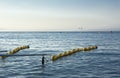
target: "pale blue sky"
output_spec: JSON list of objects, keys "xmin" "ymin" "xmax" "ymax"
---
[{"xmin": 0, "ymin": 0, "xmax": 120, "ymax": 31}]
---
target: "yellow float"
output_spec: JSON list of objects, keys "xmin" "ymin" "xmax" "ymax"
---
[
  {"xmin": 51, "ymin": 45, "xmax": 98, "ymax": 61},
  {"xmin": 63, "ymin": 52, "xmax": 69, "ymax": 56},
  {"xmin": 1, "ymin": 45, "xmax": 29, "ymax": 59}
]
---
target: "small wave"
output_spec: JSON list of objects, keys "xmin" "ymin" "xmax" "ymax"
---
[
  {"xmin": 91, "ymin": 52, "xmax": 120, "ymax": 56},
  {"xmin": 40, "ymin": 50, "xmax": 60, "ymax": 52},
  {"xmin": 0, "ymin": 50, "xmax": 8, "ymax": 52}
]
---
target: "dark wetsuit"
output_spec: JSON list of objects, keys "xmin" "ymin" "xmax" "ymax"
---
[{"xmin": 42, "ymin": 56, "xmax": 45, "ymax": 65}]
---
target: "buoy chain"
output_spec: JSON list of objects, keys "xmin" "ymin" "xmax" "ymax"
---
[
  {"xmin": 1, "ymin": 45, "xmax": 29, "ymax": 59},
  {"xmin": 51, "ymin": 45, "xmax": 97, "ymax": 61}
]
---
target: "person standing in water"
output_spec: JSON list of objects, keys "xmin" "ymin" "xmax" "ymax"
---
[{"xmin": 42, "ymin": 55, "xmax": 45, "ymax": 65}]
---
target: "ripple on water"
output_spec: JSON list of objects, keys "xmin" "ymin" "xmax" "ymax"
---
[{"xmin": 0, "ymin": 32, "xmax": 120, "ymax": 78}]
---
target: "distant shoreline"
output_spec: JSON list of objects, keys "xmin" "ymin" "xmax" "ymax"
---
[{"xmin": 0, "ymin": 30, "xmax": 119, "ymax": 33}]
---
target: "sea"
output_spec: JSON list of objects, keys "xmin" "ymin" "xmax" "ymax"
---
[{"xmin": 0, "ymin": 31, "xmax": 120, "ymax": 78}]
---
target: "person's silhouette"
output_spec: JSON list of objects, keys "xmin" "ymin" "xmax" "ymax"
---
[{"xmin": 42, "ymin": 55, "xmax": 45, "ymax": 65}]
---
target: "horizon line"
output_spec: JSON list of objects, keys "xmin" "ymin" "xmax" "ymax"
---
[{"xmin": 0, "ymin": 30, "xmax": 119, "ymax": 32}]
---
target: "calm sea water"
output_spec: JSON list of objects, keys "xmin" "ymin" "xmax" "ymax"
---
[{"xmin": 0, "ymin": 31, "xmax": 120, "ymax": 78}]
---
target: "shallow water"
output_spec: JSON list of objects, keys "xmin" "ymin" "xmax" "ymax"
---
[{"xmin": 0, "ymin": 31, "xmax": 120, "ymax": 78}]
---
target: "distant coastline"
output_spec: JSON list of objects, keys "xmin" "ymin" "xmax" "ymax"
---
[{"xmin": 0, "ymin": 30, "xmax": 119, "ymax": 33}]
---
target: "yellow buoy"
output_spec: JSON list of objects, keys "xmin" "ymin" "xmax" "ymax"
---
[
  {"xmin": 83, "ymin": 48, "xmax": 87, "ymax": 51},
  {"xmin": 68, "ymin": 51, "xmax": 73, "ymax": 55},
  {"xmin": 63, "ymin": 52, "xmax": 69, "ymax": 56},
  {"xmin": 1, "ymin": 45, "xmax": 30, "ymax": 59},
  {"xmin": 75, "ymin": 48, "xmax": 79, "ymax": 52},
  {"xmin": 78, "ymin": 48, "xmax": 83, "ymax": 52},
  {"xmin": 51, "ymin": 55, "xmax": 58, "ymax": 61},
  {"xmin": 72, "ymin": 49, "xmax": 76, "ymax": 52},
  {"xmin": 58, "ymin": 53, "xmax": 63, "ymax": 58}
]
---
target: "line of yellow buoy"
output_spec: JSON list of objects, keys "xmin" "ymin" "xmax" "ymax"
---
[
  {"xmin": 51, "ymin": 45, "xmax": 98, "ymax": 61},
  {"xmin": 1, "ymin": 45, "xmax": 29, "ymax": 59}
]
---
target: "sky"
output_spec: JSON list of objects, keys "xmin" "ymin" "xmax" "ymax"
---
[{"xmin": 0, "ymin": 0, "xmax": 120, "ymax": 31}]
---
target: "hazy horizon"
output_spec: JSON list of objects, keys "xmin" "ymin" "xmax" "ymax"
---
[{"xmin": 0, "ymin": 0, "xmax": 120, "ymax": 31}]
